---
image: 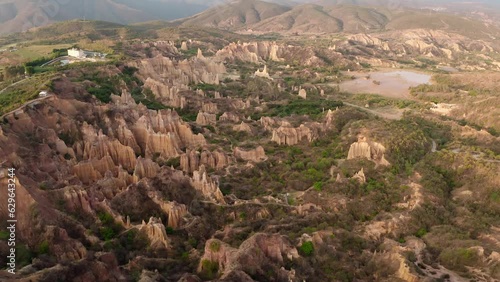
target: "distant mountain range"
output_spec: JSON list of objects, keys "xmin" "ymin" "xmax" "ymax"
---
[
  {"xmin": 0, "ymin": 0, "xmax": 212, "ymax": 35},
  {"xmin": 0, "ymin": 0, "xmax": 499, "ymax": 36},
  {"xmin": 177, "ymin": 0, "xmax": 500, "ymax": 38}
]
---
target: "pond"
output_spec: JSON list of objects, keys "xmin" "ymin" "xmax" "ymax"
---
[{"xmin": 338, "ymin": 70, "xmax": 432, "ymax": 99}]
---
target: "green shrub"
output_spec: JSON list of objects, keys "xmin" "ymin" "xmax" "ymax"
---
[
  {"xmin": 415, "ymin": 228, "xmax": 427, "ymax": 238},
  {"xmin": 303, "ymin": 168, "xmax": 324, "ymax": 182},
  {"xmin": 313, "ymin": 182, "xmax": 324, "ymax": 191},
  {"xmin": 97, "ymin": 212, "xmax": 122, "ymax": 241},
  {"xmin": 100, "ymin": 227, "xmax": 116, "ymax": 241},
  {"xmin": 266, "ymin": 99, "xmax": 343, "ymax": 118},
  {"xmin": 38, "ymin": 240, "xmax": 50, "ymax": 255},
  {"xmin": 299, "ymin": 241, "xmax": 314, "ymax": 256},
  {"xmin": 98, "ymin": 212, "xmax": 114, "ymax": 225},
  {"xmin": 209, "ymin": 241, "xmax": 221, "ymax": 252},
  {"xmin": 200, "ymin": 259, "xmax": 219, "ymax": 280},
  {"xmin": 439, "ymin": 248, "xmax": 480, "ymax": 272},
  {"xmin": 164, "ymin": 157, "xmax": 181, "ymax": 168},
  {"xmin": 165, "ymin": 226, "xmax": 175, "ymax": 235}
]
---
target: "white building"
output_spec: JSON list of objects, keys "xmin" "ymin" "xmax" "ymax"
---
[
  {"xmin": 68, "ymin": 48, "xmax": 85, "ymax": 58},
  {"xmin": 39, "ymin": 91, "xmax": 48, "ymax": 97}
]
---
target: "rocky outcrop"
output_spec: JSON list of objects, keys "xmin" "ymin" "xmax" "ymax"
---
[
  {"xmin": 371, "ymin": 239, "xmax": 420, "ymax": 282},
  {"xmin": 138, "ymin": 217, "xmax": 169, "ymax": 250},
  {"xmin": 272, "ymin": 124, "xmax": 319, "ymax": 146},
  {"xmin": 298, "ymin": 89, "xmax": 307, "ymax": 99},
  {"xmin": 180, "ymin": 41, "xmax": 188, "ymax": 51},
  {"xmin": 325, "ymin": 109, "xmax": 336, "ymax": 128},
  {"xmin": 219, "ymin": 112, "xmax": 240, "ymax": 123},
  {"xmin": 259, "ymin": 117, "xmax": 279, "ymax": 131},
  {"xmin": 233, "ymin": 122, "xmax": 252, "ymax": 133},
  {"xmin": 133, "ymin": 157, "xmax": 160, "ymax": 179},
  {"xmin": 63, "ymin": 186, "xmax": 92, "ymax": 214},
  {"xmin": 255, "ymin": 65, "xmax": 272, "ymax": 79},
  {"xmin": 198, "ymin": 234, "xmax": 299, "ymax": 280},
  {"xmin": 72, "ymin": 156, "xmax": 116, "ymax": 184},
  {"xmin": 76, "ymin": 126, "xmax": 137, "ymax": 171},
  {"xmin": 351, "ymin": 168, "xmax": 366, "ymax": 184},
  {"xmin": 143, "ymin": 77, "xmax": 187, "ymax": 109},
  {"xmin": 191, "ymin": 165, "xmax": 225, "ymax": 204},
  {"xmin": 215, "ymin": 42, "xmax": 284, "ymax": 63},
  {"xmin": 196, "ymin": 48, "xmax": 205, "ymax": 60},
  {"xmin": 342, "ymin": 30, "xmax": 497, "ymax": 64},
  {"xmin": 214, "ymin": 41, "xmax": 342, "ymax": 68},
  {"xmin": 180, "ymin": 149, "xmax": 231, "ymax": 173},
  {"xmin": 164, "ymin": 202, "xmax": 188, "ymax": 229},
  {"xmin": 133, "ymin": 109, "xmax": 206, "ymax": 156},
  {"xmin": 348, "ymin": 34, "xmax": 391, "ymax": 51},
  {"xmin": 0, "ymin": 174, "xmax": 36, "ymax": 240},
  {"xmin": 196, "ymin": 111, "xmax": 217, "ymax": 126},
  {"xmin": 347, "ymin": 135, "xmax": 390, "ymax": 167},
  {"xmin": 131, "ymin": 55, "xmax": 225, "ymax": 86},
  {"xmin": 148, "ymin": 191, "xmax": 188, "ymax": 229},
  {"xmin": 234, "ymin": 146, "xmax": 267, "ymax": 162},
  {"xmin": 44, "ymin": 226, "xmax": 87, "ymax": 261},
  {"xmin": 202, "ymin": 102, "xmax": 218, "ymax": 114}
]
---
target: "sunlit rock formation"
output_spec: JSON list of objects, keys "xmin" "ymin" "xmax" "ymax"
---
[
  {"xmin": 138, "ymin": 217, "xmax": 170, "ymax": 250},
  {"xmin": 234, "ymin": 146, "xmax": 267, "ymax": 162},
  {"xmin": 347, "ymin": 135, "xmax": 390, "ymax": 167}
]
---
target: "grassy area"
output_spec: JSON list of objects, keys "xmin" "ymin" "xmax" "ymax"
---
[
  {"xmin": 12, "ymin": 44, "xmax": 72, "ymax": 61},
  {"xmin": 349, "ymin": 93, "xmax": 423, "ymax": 110},
  {"xmin": 0, "ymin": 74, "xmax": 54, "ymax": 116},
  {"xmin": 252, "ymin": 98, "xmax": 344, "ymax": 120}
]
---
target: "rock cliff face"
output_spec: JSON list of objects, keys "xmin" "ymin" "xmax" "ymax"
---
[
  {"xmin": 216, "ymin": 41, "xmax": 349, "ymax": 67},
  {"xmin": 68, "ymin": 106, "xmax": 207, "ymax": 185},
  {"xmin": 0, "ymin": 174, "xmax": 36, "ymax": 240},
  {"xmin": 133, "ymin": 108, "xmax": 207, "ymax": 157},
  {"xmin": 234, "ymin": 146, "xmax": 267, "ymax": 162},
  {"xmin": 347, "ymin": 135, "xmax": 390, "ymax": 167},
  {"xmin": 191, "ymin": 165, "xmax": 225, "ymax": 204},
  {"xmin": 202, "ymin": 102, "xmax": 219, "ymax": 114},
  {"xmin": 233, "ymin": 122, "xmax": 252, "ymax": 133},
  {"xmin": 219, "ymin": 112, "xmax": 241, "ymax": 123},
  {"xmin": 196, "ymin": 111, "xmax": 217, "ymax": 126},
  {"xmin": 43, "ymin": 226, "xmax": 87, "ymax": 261},
  {"xmin": 143, "ymin": 77, "xmax": 187, "ymax": 109},
  {"xmin": 271, "ymin": 124, "xmax": 320, "ymax": 146},
  {"xmin": 129, "ymin": 53, "xmax": 227, "ymax": 108},
  {"xmin": 132, "ymin": 55, "xmax": 225, "ymax": 86},
  {"xmin": 351, "ymin": 168, "xmax": 366, "ymax": 184},
  {"xmin": 164, "ymin": 202, "xmax": 188, "ymax": 229},
  {"xmin": 138, "ymin": 217, "xmax": 169, "ymax": 250},
  {"xmin": 198, "ymin": 234, "xmax": 300, "ymax": 281},
  {"xmin": 341, "ymin": 30, "xmax": 498, "ymax": 67},
  {"xmin": 180, "ymin": 149, "xmax": 231, "ymax": 173},
  {"xmin": 216, "ymin": 42, "xmax": 284, "ymax": 63},
  {"xmin": 63, "ymin": 186, "xmax": 93, "ymax": 214}
]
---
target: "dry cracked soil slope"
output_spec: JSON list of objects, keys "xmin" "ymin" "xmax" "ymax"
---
[{"xmin": 1, "ymin": 1, "xmax": 500, "ymax": 282}]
